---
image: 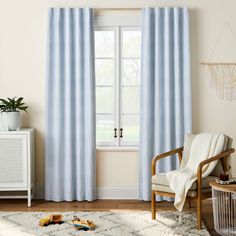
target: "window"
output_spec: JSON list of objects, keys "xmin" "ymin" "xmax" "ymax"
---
[{"xmin": 95, "ymin": 27, "xmax": 141, "ymax": 146}]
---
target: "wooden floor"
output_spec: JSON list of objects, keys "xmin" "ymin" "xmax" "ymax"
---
[{"xmin": 0, "ymin": 199, "xmax": 218, "ymax": 236}]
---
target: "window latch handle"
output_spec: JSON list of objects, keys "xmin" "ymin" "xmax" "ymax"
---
[
  {"xmin": 114, "ymin": 128, "xmax": 117, "ymax": 138},
  {"xmin": 119, "ymin": 128, "xmax": 123, "ymax": 138}
]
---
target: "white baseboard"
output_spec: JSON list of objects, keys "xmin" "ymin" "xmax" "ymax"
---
[
  {"xmin": 97, "ymin": 187, "xmax": 138, "ymax": 199},
  {"xmin": 34, "ymin": 186, "xmax": 139, "ymax": 200}
]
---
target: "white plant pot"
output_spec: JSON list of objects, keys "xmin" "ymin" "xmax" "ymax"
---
[{"xmin": 1, "ymin": 112, "xmax": 21, "ymax": 131}]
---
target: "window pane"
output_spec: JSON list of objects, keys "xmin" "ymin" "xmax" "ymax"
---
[
  {"xmin": 95, "ymin": 28, "xmax": 141, "ymax": 146},
  {"xmin": 97, "ymin": 115, "xmax": 114, "ymax": 143},
  {"xmin": 122, "ymin": 87, "xmax": 140, "ymax": 114},
  {"xmin": 96, "ymin": 87, "xmax": 114, "ymax": 114},
  {"xmin": 96, "ymin": 59, "xmax": 114, "ymax": 86},
  {"xmin": 95, "ymin": 31, "xmax": 114, "ymax": 58},
  {"xmin": 123, "ymin": 31, "xmax": 141, "ymax": 58},
  {"xmin": 122, "ymin": 59, "xmax": 140, "ymax": 86},
  {"xmin": 121, "ymin": 115, "xmax": 139, "ymax": 143}
]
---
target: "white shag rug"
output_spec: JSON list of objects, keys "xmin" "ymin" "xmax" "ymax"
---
[{"xmin": 0, "ymin": 211, "xmax": 210, "ymax": 236}]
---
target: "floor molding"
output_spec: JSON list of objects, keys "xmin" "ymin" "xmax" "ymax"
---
[
  {"xmin": 97, "ymin": 187, "xmax": 138, "ymax": 200},
  {"xmin": 34, "ymin": 186, "xmax": 139, "ymax": 200}
]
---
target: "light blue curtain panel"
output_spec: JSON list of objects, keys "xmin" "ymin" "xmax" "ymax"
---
[
  {"xmin": 45, "ymin": 8, "xmax": 96, "ymax": 201},
  {"xmin": 139, "ymin": 7, "xmax": 192, "ymax": 201}
]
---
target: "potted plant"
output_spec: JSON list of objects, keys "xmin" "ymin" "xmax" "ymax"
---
[{"xmin": 0, "ymin": 97, "xmax": 28, "ymax": 131}]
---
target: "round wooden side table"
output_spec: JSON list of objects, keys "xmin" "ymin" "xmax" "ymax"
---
[{"xmin": 210, "ymin": 181, "xmax": 236, "ymax": 236}]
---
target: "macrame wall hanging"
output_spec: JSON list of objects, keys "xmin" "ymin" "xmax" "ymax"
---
[{"xmin": 201, "ymin": 22, "xmax": 236, "ymax": 101}]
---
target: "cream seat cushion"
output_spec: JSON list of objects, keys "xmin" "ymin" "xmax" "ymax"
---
[
  {"xmin": 151, "ymin": 183, "xmax": 211, "ymax": 197},
  {"xmin": 152, "ymin": 173, "xmax": 216, "ymax": 190},
  {"xmin": 152, "ymin": 173, "xmax": 216, "ymax": 197}
]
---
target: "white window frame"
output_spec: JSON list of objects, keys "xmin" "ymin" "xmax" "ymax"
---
[
  {"xmin": 95, "ymin": 15, "xmax": 141, "ymax": 147},
  {"xmin": 95, "ymin": 26, "xmax": 117, "ymax": 147},
  {"xmin": 120, "ymin": 26, "xmax": 141, "ymax": 146}
]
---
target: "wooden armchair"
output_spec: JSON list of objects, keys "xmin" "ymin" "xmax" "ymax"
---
[{"xmin": 151, "ymin": 146, "xmax": 235, "ymax": 230}]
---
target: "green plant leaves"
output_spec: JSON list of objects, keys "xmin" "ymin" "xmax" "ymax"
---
[{"xmin": 0, "ymin": 97, "xmax": 28, "ymax": 113}]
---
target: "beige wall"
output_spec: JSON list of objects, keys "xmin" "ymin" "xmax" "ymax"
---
[
  {"xmin": 97, "ymin": 151, "xmax": 138, "ymax": 187},
  {"xmin": 0, "ymin": 0, "xmax": 236, "ymax": 197}
]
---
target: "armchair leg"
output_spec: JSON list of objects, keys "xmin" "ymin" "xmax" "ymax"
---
[
  {"xmin": 197, "ymin": 191, "xmax": 202, "ymax": 229},
  {"xmin": 151, "ymin": 191, "xmax": 156, "ymax": 220},
  {"xmin": 187, "ymin": 198, "xmax": 192, "ymax": 208}
]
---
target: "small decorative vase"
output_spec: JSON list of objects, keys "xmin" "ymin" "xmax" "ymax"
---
[{"xmin": 2, "ymin": 112, "xmax": 21, "ymax": 131}]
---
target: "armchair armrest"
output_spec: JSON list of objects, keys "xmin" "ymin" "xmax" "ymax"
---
[
  {"xmin": 152, "ymin": 147, "xmax": 184, "ymax": 176},
  {"xmin": 197, "ymin": 148, "xmax": 235, "ymax": 189}
]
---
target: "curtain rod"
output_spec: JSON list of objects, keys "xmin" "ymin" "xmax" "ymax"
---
[
  {"xmin": 94, "ymin": 8, "xmax": 142, "ymax": 11},
  {"xmin": 94, "ymin": 7, "xmax": 185, "ymax": 10}
]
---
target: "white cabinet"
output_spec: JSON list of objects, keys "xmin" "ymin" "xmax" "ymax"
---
[{"xmin": 0, "ymin": 129, "xmax": 35, "ymax": 207}]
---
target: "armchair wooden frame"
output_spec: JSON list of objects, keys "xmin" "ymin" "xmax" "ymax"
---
[{"xmin": 151, "ymin": 147, "xmax": 235, "ymax": 230}]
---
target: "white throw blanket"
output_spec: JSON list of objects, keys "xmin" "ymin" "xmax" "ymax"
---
[{"xmin": 167, "ymin": 133, "xmax": 225, "ymax": 212}]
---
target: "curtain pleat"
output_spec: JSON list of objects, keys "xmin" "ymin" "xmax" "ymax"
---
[
  {"xmin": 45, "ymin": 8, "xmax": 96, "ymax": 201},
  {"xmin": 139, "ymin": 7, "xmax": 192, "ymax": 201}
]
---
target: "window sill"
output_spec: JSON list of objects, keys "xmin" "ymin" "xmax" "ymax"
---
[{"xmin": 96, "ymin": 146, "xmax": 139, "ymax": 152}]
